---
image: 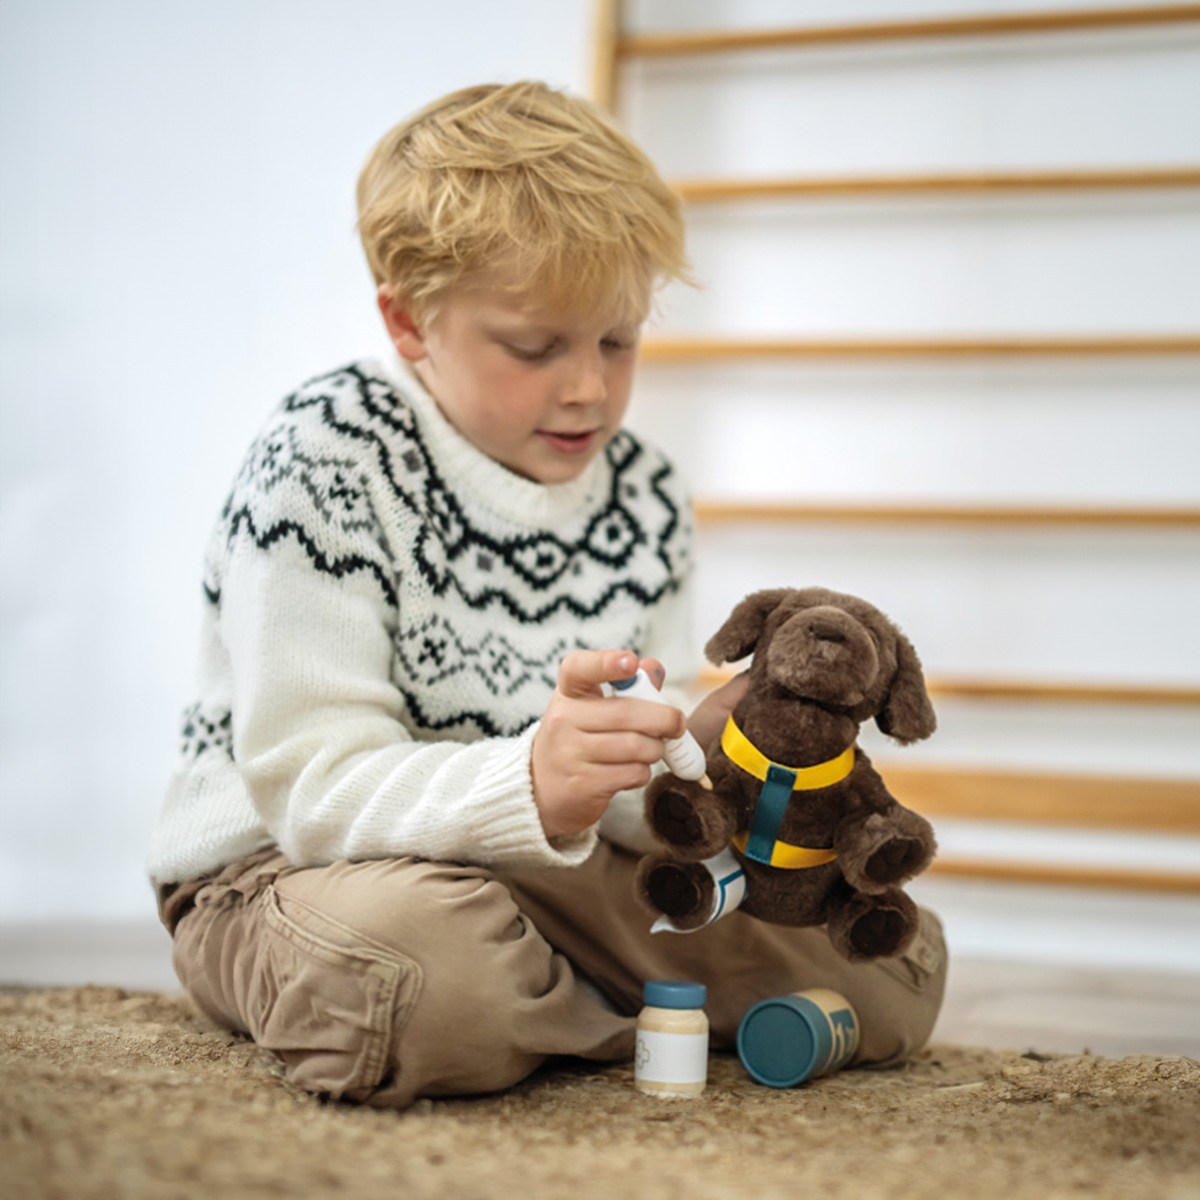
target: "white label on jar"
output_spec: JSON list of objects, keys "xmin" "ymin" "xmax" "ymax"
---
[{"xmin": 635, "ymin": 1029, "xmax": 709, "ymax": 1086}]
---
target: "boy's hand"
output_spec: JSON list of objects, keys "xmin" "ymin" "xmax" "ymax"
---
[
  {"xmin": 532, "ymin": 649, "xmax": 687, "ymax": 842},
  {"xmin": 686, "ymin": 670, "xmax": 750, "ymax": 753}
]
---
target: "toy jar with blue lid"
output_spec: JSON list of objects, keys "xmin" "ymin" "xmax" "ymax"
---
[{"xmin": 634, "ymin": 980, "xmax": 709, "ymax": 1097}]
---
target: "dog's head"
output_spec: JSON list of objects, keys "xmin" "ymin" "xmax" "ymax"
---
[{"xmin": 705, "ymin": 587, "xmax": 937, "ymax": 744}]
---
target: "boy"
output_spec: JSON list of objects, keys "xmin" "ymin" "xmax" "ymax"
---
[{"xmin": 150, "ymin": 81, "xmax": 946, "ymax": 1108}]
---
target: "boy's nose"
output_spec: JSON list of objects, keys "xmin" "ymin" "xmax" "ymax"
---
[{"xmin": 561, "ymin": 350, "xmax": 607, "ymax": 405}]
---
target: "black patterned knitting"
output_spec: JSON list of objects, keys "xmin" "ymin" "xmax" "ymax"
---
[{"xmin": 188, "ymin": 360, "xmax": 691, "ymax": 743}]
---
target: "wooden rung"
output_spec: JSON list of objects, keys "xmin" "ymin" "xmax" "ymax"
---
[
  {"xmin": 880, "ymin": 765, "xmax": 1200, "ymax": 833},
  {"xmin": 924, "ymin": 679, "xmax": 1200, "ymax": 706},
  {"xmin": 673, "ymin": 166, "xmax": 1200, "ymax": 202},
  {"xmin": 618, "ymin": 5, "xmax": 1200, "ymax": 59},
  {"xmin": 927, "ymin": 857, "xmax": 1200, "ymax": 893},
  {"xmin": 693, "ymin": 668, "xmax": 1200, "ymax": 708},
  {"xmin": 640, "ymin": 335, "xmax": 1200, "ymax": 361},
  {"xmin": 692, "ymin": 499, "xmax": 1200, "ymax": 528}
]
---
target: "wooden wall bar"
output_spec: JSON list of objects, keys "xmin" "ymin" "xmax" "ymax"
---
[
  {"xmin": 882, "ymin": 764, "xmax": 1200, "ymax": 832},
  {"xmin": 694, "ymin": 668, "xmax": 1200, "ymax": 708},
  {"xmin": 616, "ymin": 5, "xmax": 1200, "ymax": 60},
  {"xmin": 592, "ymin": 0, "xmax": 623, "ymax": 112},
  {"xmin": 673, "ymin": 167, "xmax": 1200, "ymax": 202},
  {"xmin": 921, "ymin": 679, "xmax": 1200, "ymax": 706},
  {"xmin": 641, "ymin": 335, "xmax": 1200, "ymax": 361},
  {"xmin": 927, "ymin": 858, "xmax": 1200, "ymax": 893},
  {"xmin": 691, "ymin": 500, "xmax": 1200, "ymax": 529}
]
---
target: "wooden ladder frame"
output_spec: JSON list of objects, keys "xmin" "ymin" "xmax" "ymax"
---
[{"xmin": 593, "ymin": 1, "xmax": 1200, "ymax": 893}]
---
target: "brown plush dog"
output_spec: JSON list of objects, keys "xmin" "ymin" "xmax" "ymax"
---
[{"xmin": 635, "ymin": 587, "xmax": 938, "ymax": 962}]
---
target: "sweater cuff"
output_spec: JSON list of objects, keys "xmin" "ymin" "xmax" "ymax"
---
[{"xmin": 461, "ymin": 723, "xmax": 599, "ymax": 869}]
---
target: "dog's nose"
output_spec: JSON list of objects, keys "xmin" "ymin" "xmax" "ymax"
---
[{"xmin": 808, "ymin": 620, "xmax": 847, "ymax": 644}]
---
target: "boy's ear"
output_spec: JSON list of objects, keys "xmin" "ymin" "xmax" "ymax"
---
[{"xmin": 377, "ymin": 286, "xmax": 427, "ymax": 363}]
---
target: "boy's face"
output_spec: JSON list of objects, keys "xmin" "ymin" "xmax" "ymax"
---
[{"xmin": 381, "ymin": 282, "xmax": 643, "ymax": 485}]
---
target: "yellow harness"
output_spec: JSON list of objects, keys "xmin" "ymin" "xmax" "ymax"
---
[{"xmin": 720, "ymin": 716, "xmax": 855, "ymax": 870}]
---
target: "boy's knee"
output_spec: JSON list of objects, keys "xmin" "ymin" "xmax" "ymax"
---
[
  {"xmin": 851, "ymin": 907, "xmax": 948, "ymax": 1067},
  {"xmin": 272, "ymin": 858, "xmax": 560, "ymax": 1105},
  {"xmin": 177, "ymin": 855, "xmax": 629, "ymax": 1108}
]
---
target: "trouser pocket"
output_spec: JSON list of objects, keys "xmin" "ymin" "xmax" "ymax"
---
[
  {"xmin": 253, "ymin": 885, "xmax": 423, "ymax": 1098},
  {"xmin": 176, "ymin": 880, "xmax": 422, "ymax": 1099},
  {"xmin": 873, "ymin": 907, "xmax": 947, "ymax": 994}
]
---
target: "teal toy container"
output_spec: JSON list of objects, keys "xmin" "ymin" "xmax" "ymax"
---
[{"xmin": 737, "ymin": 987, "xmax": 859, "ymax": 1088}]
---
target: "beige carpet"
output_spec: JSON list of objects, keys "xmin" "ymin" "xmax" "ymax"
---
[{"xmin": 2, "ymin": 986, "xmax": 1197, "ymax": 1200}]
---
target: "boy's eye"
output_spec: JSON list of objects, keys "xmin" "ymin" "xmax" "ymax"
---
[
  {"xmin": 502, "ymin": 334, "xmax": 636, "ymax": 361},
  {"xmin": 505, "ymin": 341, "xmax": 556, "ymax": 362}
]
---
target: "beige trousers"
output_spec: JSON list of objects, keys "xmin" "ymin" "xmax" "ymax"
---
[{"xmin": 162, "ymin": 841, "xmax": 947, "ymax": 1109}]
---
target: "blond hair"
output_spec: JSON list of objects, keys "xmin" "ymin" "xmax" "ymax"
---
[{"xmin": 356, "ymin": 81, "xmax": 689, "ymax": 324}]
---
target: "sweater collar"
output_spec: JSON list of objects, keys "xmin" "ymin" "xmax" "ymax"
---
[{"xmin": 370, "ymin": 351, "xmax": 608, "ymax": 528}]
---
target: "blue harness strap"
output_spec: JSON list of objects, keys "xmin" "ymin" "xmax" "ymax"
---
[{"xmin": 742, "ymin": 764, "xmax": 798, "ymax": 865}]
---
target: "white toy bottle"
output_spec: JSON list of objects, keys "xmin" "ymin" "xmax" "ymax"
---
[{"xmin": 634, "ymin": 980, "xmax": 709, "ymax": 1098}]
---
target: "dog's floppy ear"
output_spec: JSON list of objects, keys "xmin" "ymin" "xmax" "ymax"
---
[
  {"xmin": 876, "ymin": 632, "xmax": 937, "ymax": 744},
  {"xmin": 704, "ymin": 589, "xmax": 792, "ymax": 665}
]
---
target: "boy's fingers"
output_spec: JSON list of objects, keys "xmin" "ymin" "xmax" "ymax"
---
[
  {"xmin": 583, "ymin": 731, "xmax": 670, "ymax": 765},
  {"xmin": 717, "ymin": 670, "xmax": 750, "ymax": 704},
  {"xmin": 622, "ymin": 698, "xmax": 687, "ymax": 739},
  {"xmin": 637, "ymin": 656, "xmax": 666, "ymax": 689},
  {"xmin": 556, "ymin": 648, "xmax": 638, "ymax": 699},
  {"xmin": 687, "ymin": 669, "xmax": 752, "ymax": 750},
  {"xmin": 568, "ymin": 696, "xmax": 686, "ymax": 739}
]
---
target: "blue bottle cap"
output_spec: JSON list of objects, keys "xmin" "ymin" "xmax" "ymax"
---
[
  {"xmin": 737, "ymin": 994, "xmax": 833, "ymax": 1088},
  {"xmin": 643, "ymin": 980, "xmax": 707, "ymax": 1009}
]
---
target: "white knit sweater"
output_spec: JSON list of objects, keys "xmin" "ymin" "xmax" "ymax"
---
[{"xmin": 149, "ymin": 357, "xmax": 695, "ymax": 886}]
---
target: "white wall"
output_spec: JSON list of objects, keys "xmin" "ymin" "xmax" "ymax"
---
[
  {"xmin": 2, "ymin": 0, "xmax": 1198, "ymax": 963},
  {"xmin": 0, "ymin": 0, "xmax": 596, "ymax": 919}
]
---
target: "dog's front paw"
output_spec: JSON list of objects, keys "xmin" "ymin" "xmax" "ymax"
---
[{"xmin": 644, "ymin": 774, "xmax": 736, "ymax": 860}]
